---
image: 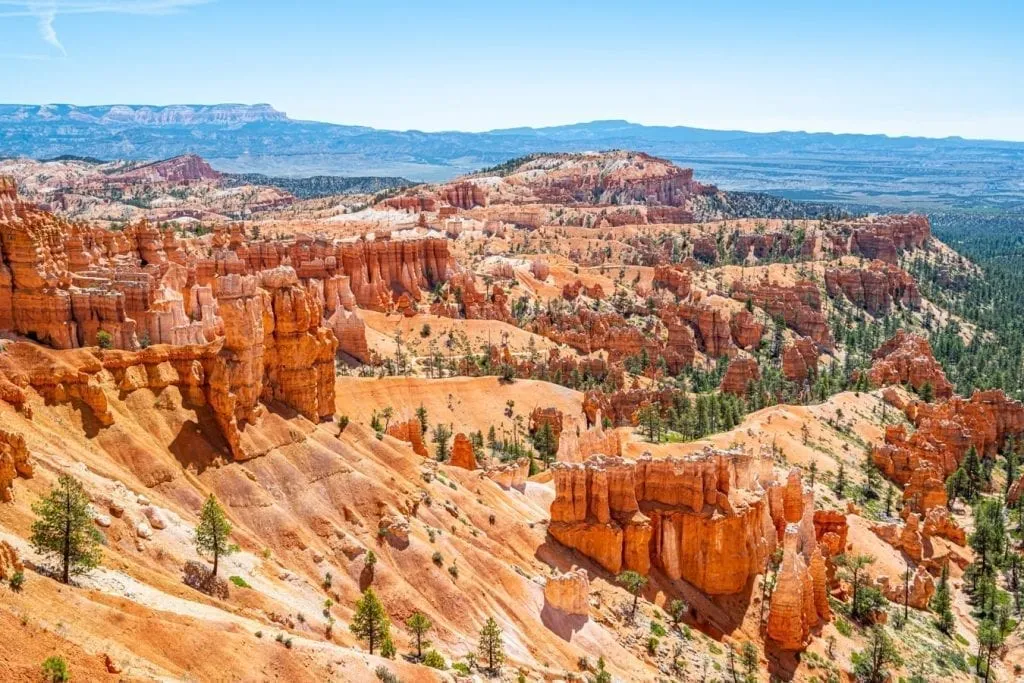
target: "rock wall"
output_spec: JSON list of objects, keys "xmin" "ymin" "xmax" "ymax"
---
[
  {"xmin": 549, "ymin": 450, "xmax": 784, "ymax": 595},
  {"xmin": 825, "ymin": 261, "xmax": 920, "ymax": 314},
  {"xmin": 731, "ymin": 280, "xmax": 833, "ymax": 348}
]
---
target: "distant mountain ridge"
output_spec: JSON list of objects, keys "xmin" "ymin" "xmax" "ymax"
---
[{"xmin": 2, "ymin": 103, "xmax": 1023, "ymax": 209}]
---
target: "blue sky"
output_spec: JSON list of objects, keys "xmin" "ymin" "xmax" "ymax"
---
[{"xmin": 1, "ymin": 0, "xmax": 1022, "ymax": 140}]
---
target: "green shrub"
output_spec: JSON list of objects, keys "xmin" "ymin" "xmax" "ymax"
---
[
  {"xmin": 835, "ymin": 618, "xmax": 853, "ymax": 637},
  {"xmin": 229, "ymin": 575, "xmax": 251, "ymax": 588},
  {"xmin": 423, "ymin": 649, "xmax": 446, "ymax": 669},
  {"xmin": 9, "ymin": 570, "xmax": 25, "ymax": 591},
  {"xmin": 647, "ymin": 636, "xmax": 659, "ymax": 655},
  {"xmin": 432, "ymin": 551, "xmax": 443, "ymax": 566},
  {"xmin": 453, "ymin": 662, "xmax": 471, "ymax": 675},
  {"xmin": 42, "ymin": 656, "xmax": 70, "ymax": 682},
  {"xmin": 95, "ymin": 330, "xmax": 113, "ymax": 349},
  {"xmin": 650, "ymin": 621, "xmax": 667, "ymax": 637}
]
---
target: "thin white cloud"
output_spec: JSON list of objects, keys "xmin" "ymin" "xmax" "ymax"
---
[
  {"xmin": 33, "ymin": 5, "xmax": 65, "ymax": 55},
  {"xmin": 0, "ymin": 1, "xmax": 210, "ymax": 54}
]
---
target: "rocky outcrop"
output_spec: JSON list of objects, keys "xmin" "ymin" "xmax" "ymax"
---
[
  {"xmin": 782, "ymin": 337, "xmax": 819, "ymax": 383},
  {"xmin": 0, "ymin": 428, "xmax": 32, "ymax": 502},
  {"xmin": 549, "ymin": 450, "xmax": 782, "ymax": 594},
  {"xmin": 767, "ymin": 526, "xmax": 824, "ymax": 651},
  {"xmin": 731, "ymin": 280, "xmax": 833, "ymax": 348},
  {"xmin": 485, "ymin": 458, "xmax": 529, "ymax": 490},
  {"xmin": 847, "ymin": 215, "xmax": 930, "ymax": 263},
  {"xmin": 529, "ymin": 407, "xmax": 564, "ymax": 450},
  {"xmin": 867, "ymin": 331, "xmax": 953, "ymax": 399},
  {"xmin": 720, "ymin": 354, "xmax": 760, "ymax": 396},
  {"xmin": 387, "ymin": 419, "xmax": 428, "ymax": 457},
  {"xmin": 825, "ymin": 261, "xmax": 920, "ymax": 314},
  {"xmin": 543, "ymin": 568, "xmax": 590, "ymax": 617},
  {"xmin": 450, "ymin": 432, "xmax": 476, "ymax": 470},
  {"xmin": 875, "ymin": 565, "xmax": 935, "ymax": 610},
  {"xmin": 652, "ymin": 264, "xmax": 692, "ymax": 299},
  {"xmin": 555, "ymin": 417, "xmax": 621, "ymax": 464},
  {"xmin": 729, "ymin": 309, "xmax": 764, "ymax": 350},
  {"xmin": 873, "ymin": 389, "xmax": 1024, "ymax": 511}
]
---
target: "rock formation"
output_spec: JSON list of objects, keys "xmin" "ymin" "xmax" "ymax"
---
[
  {"xmin": 0, "ymin": 428, "xmax": 32, "ymax": 502},
  {"xmin": 543, "ymin": 568, "xmax": 590, "ymax": 617},
  {"xmin": 867, "ymin": 331, "xmax": 953, "ymax": 399},
  {"xmin": 485, "ymin": 458, "xmax": 529, "ymax": 489},
  {"xmin": 767, "ymin": 526, "xmax": 825, "ymax": 650},
  {"xmin": 0, "ymin": 182, "xmax": 479, "ymax": 458},
  {"xmin": 387, "ymin": 419, "xmax": 428, "ymax": 457},
  {"xmin": 549, "ymin": 450, "xmax": 783, "ymax": 594},
  {"xmin": 731, "ymin": 280, "xmax": 833, "ymax": 348},
  {"xmin": 873, "ymin": 389, "xmax": 1024, "ymax": 511},
  {"xmin": 0, "ymin": 540, "xmax": 22, "ymax": 581},
  {"xmin": 720, "ymin": 354, "xmax": 760, "ymax": 396},
  {"xmin": 450, "ymin": 432, "xmax": 477, "ymax": 470},
  {"xmin": 825, "ymin": 261, "xmax": 920, "ymax": 314},
  {"xmin": 782, "ymin": 337, "xmax": 819, "ymax": 383}
]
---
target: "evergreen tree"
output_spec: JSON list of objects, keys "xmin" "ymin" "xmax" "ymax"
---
[
  {"xmin": 432, "ymin": 423, "xmax": 453, "ymax": 461},
  {"xmin": 405, "ymin": 611, "xmax": 433, "ymax": 660},
  {"xmin": 477, "ymin": 617, "xmax": 505, "ymax": 674},
  {"xmin": 416, "ymin": 404, "xmax": 429, "ymax": 435},
  {"xmin": 616, "ymin": 570, "xmax": 648, "ymax": 620},
  {"xmin": 851, "ymin": 626, "xmax": 902, "ymax": 683},
  {"xmin": 834, "ymin": 462, "xmax": 847, "ymax": 498},
  {"xmin": 30, "ymin": 474, "xmax": 102, "ymax": 584},
  {"xmin": 350, "ymin": 588, "xmax": 391, "ymax": 655},
  {"xmin": 931, "ymin": 562, "xmax": 955, "ymax": 634},
  {"xmin": 194, "ymin": 494, "xmax": 237, "ymax": 577}
]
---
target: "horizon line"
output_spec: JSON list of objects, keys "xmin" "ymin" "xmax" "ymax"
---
[{"xmin": 3, "ymin": 101, "xmax": 1023, "ymax": 145}]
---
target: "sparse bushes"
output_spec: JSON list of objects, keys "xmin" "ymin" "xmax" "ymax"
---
[
  {"xmin": 423, "ymin": 649, "xmax": 446, "ymax": 669},
  {"xmin": 9, "ymin": 569, "xmax": 24, "ymax": 591},
  {"xmin": 375, "ymin": 666, "xmax": 399, "ymax": 683},
  {"xmin": 432, "ymin": 551, "xmax": 443, "ymax": 566},
  {"xmin": 95, "ymin": 330, "xmax": 113, "ymax": 349},
  {"xmin": 41, "ymin": 656, "xmax": 70, "ymax": 682}
]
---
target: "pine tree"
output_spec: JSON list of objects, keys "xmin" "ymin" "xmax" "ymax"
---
[
  {"xmin": 617, "ymin": 570, "xmax": 648, "ymax": 620},
  {"xmin": 931, "ymin": 562, "xmax": 954, "ymax": 634},
  {"xmin": 416, "ymin": 404, "xmax": 429, "ymax": 435},
  {"xmin": 834, "ymin": 462, "xmax": 847, "ymax": 498},
  {"xmin": 477, "ymin": 617, "xmax": 505, "ymax": 674},
  {"xmin": 852, "ymin": 626, "xmax": 902, "ymax": 683},
  {"xmin": 194, "ymin": 494, "xmax": 237, "ymax": 577},
  {"xmin": 405, "ymin": 611, "xmax": 433, "ymax": 660},
  {"xmin": 432, "ymin": 423, "xmax": 453, "ymax": 461},
  {"xmin": 350, "ymin": 588, "xmax": 391, "ymax": 655},
  {"xmin": 30, "ymin": 474, "xmax": 103, "ymax": 584}
]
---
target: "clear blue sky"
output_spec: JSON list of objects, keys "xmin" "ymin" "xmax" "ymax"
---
[{"xmin": 1, "ymin": 0, "xmax": 1022, "ymax": 140}]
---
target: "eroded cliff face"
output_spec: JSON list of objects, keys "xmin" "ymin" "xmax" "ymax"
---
[
  {"xmin": 550, "ymin": 450, "xmax": 780, "ymax": 594},
  {"xmin": 731, "ymin": 280, "xmax": 833, "ymax": 348},
  {"xmin": 825, "ymin": 261, "xmax": 920, "ymax": 315},
  {"xmin": 0, "ymin": 181, "xmax": 356, "ymax": 459},
  {"xmin": 873, "ymin": 388, "xmax": 1024, "ymax": 512}
]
